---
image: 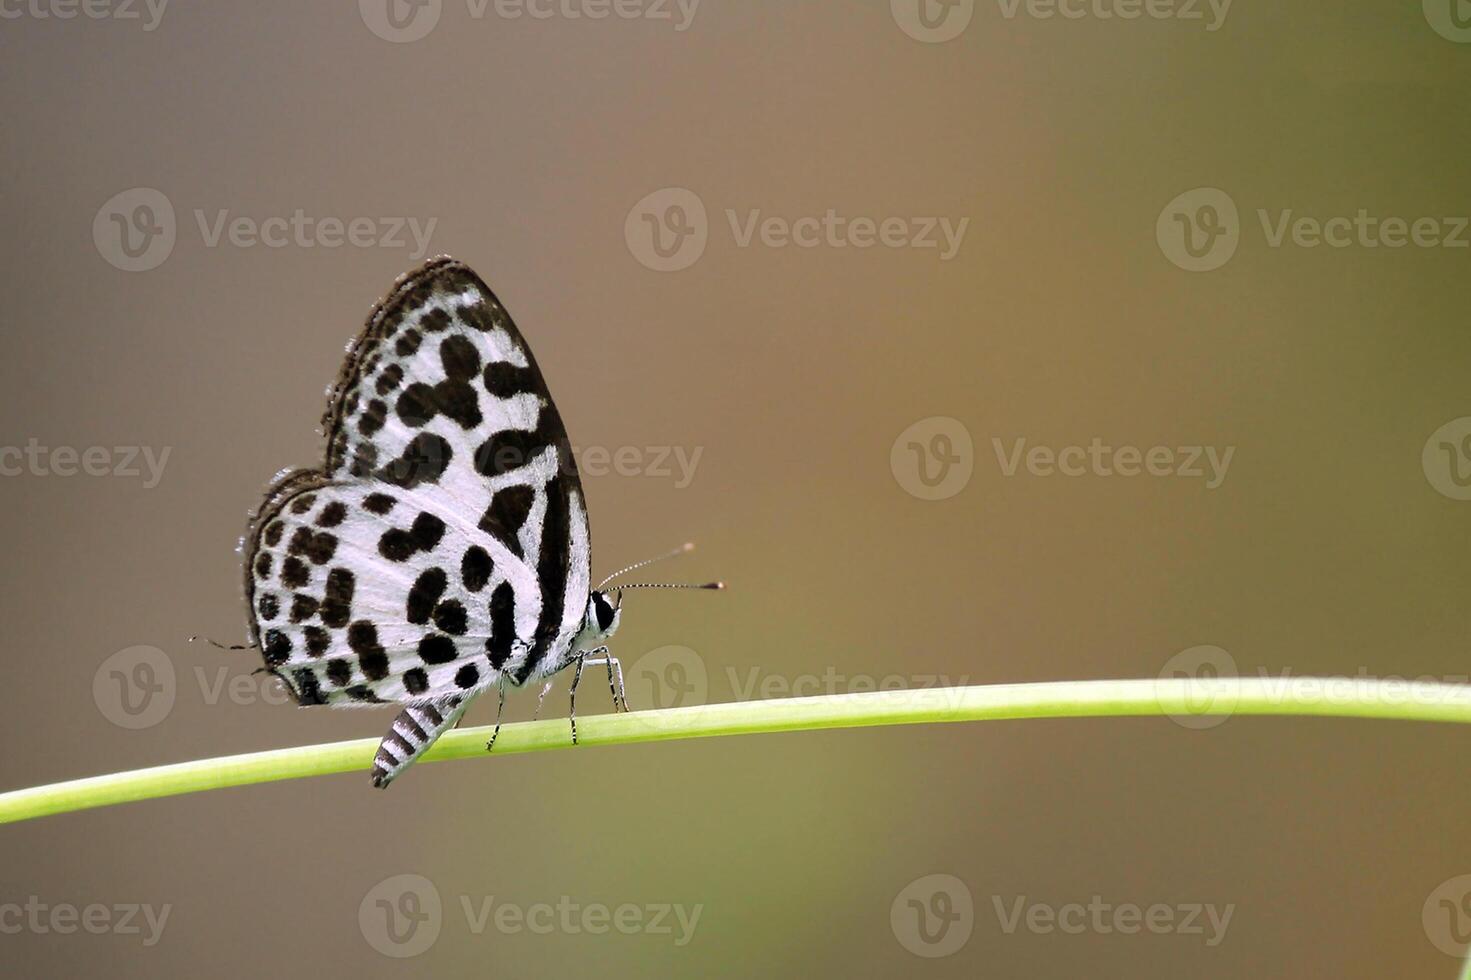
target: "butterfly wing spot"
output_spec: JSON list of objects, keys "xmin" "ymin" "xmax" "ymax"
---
[{"xmin": 461, "ymin": 546, "xmax": 491, "ymax": 592}]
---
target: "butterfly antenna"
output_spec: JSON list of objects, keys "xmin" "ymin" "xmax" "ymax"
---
[
  {"xmin": 615, "ymin": 581, "xmax": 725, "ymax": 593},
  {"xmin": 597, "ymin": 542, "xmax": 698, "ymax": 590},
  {"xmin": 189, "ymin": 634, "xmax": 256, "ymax": 652}
]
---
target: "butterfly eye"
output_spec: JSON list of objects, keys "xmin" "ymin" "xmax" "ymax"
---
[{"xmin": 592, "ymin": 592, "xmax": 615, "ymax": 631}]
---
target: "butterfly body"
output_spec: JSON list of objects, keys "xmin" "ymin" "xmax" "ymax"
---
[{"xmin": 242, "ymin": 257, "xmax": 620, "ymax": 785}]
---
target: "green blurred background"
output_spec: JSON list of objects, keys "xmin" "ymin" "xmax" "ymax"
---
[{"xmin": 2, "ymin": 1, "xmax": 1470, "ymax": 976}]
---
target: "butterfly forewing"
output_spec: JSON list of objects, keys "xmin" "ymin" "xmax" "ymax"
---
[{"xmin": 243, "ymin": 259, "xmax": 592, "ymax": 723}]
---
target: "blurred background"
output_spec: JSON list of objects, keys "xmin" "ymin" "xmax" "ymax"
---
[{"xmin": 2, "ymin": 1, "xmax": 1470, "ymax": 976}]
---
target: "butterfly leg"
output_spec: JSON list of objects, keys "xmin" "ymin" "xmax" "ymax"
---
[
  {"xmin": 568, "ymin": 654, "xmax": 588, "ymax": 745},
  {"xmin": 484, "ymin": 677, "xmax": 509, "ymax": 753},
  {"xmin": 579, "ymin": 646, "xmax": 627, "ymax": 713}
]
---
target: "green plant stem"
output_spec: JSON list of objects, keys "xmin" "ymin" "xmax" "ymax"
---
[{"xmin": 3, "ymin": 676, "xmax": 1470, "ymax": 825}]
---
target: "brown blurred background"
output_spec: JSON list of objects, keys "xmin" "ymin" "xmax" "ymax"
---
[{"xmin": 3, "ymin": 1, "xmax": 1471, "ymax": 976}]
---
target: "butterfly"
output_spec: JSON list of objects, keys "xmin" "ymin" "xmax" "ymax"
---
[{"xmin": 239, "ymin": 257, "xmax": 719, "ymax": 787}]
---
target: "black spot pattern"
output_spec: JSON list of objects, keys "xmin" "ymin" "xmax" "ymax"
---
[
  {"xmin": 375, "ymin": 363, "xmax": 404, "ymax": 396},
  {"xmin": 349, "ymin": 621, "xmax": 390, "ymax": 681},
  {"xmin": 479, "ymin": 485, "xmax": 535, "ymax": 557},
  {"xmin": 288, "ymin": 526, "xmax": 338, "ymax": 565},
  {"xmin": 326, "ymin": 659, "xmax": 352, "ymax": 686},
  {"xmin": 263, "ymin": 629, "xmax": 292, "ymax": 666},
  {"xmin": 258, "ymin": 594, "xmax": 279, "ymax": 621},
  {"xmin": 434, "ymin": 600, "xmax": 468, "ymax": 636},
  {"xmin": 281, "ymin": 556, "xmax": 309, "ymax": 589},
  {"xmin": 406, "ymin": 568, "xmax": 448, "ymax": 625},
  {"xmin": 304, "ymin": 626, "xmax": 329, "ymax": 657},
  {"xmin": 394, "ymin": 328, "xmax": 422, "ymax": 358},
  {"xmin": 474, "ymin": 427, "xmax": 547, "ymax": 478},
  {"xmin": 254, "ymin": 553, "xmax": 273, "ymax": 579},
  {"xmin": 321, "ymin": 568, "xmax": 355, "ymax": 628},
  {"xmin": 455, "ymin": 663, "xmax": 479, "ymax": 689},
  {"xmin": 486, "ymin": 582, "xmax": 515, "ymax": 668},
  {"xmin": 418, "ymin": 634, "xmax": 457, "ymax": 665},
  {"xmin": 461, "ymin": 546, "xmax": 491, "ymax": 592},
  {"xmin": 290, "ymin": 494, "xmax": 316, "ymax": 514},
  {"xmin": 348, "ymin": 442, "xmax": 379, "ymax": 479},
  {"xmin": 375, "ymin": 432, "xmax": 452, "ymax": 490},
  {"xmin": 363, "ymin": 492, "xmax": 396, "ymax": 515},
  {"xmin": 395, "ymin": 337, "xmax": 483, "ymax": 430},
  {"xmin": 292, "ymin": 666, "xmax": 326, "ymax": 705},
  {"xmin": 359, "ymin": 399, "xmax": 388, "ymax": 436},
  {"xmin": 403, "ymin": 667, "xmax": 429, "ymax": 695},
  {"xmin": 481, "ymin": 362, "xmax": 535, "ymax": 399},
  {"xmin": 378, "ymin": 511, "xmax": 446, "ymax": 562},
  {"xmin": 316, "ymin": 501, "xmax": 347, "ymax": 527},
  {"xmin": 290, "ymin": 594, "xmax": 319, "ymax": 623},
  {"xmin": 457, "ymin": 301, "xmax": 501, "ymax": 332},
  {"xmin": 264, "ymin": 521, "xmax": 284, "ymax": 546}
]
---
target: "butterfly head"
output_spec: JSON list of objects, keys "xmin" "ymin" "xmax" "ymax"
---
[{"xmin": 584, "ymin": 590, "xmax": 623, "ymax": 643}]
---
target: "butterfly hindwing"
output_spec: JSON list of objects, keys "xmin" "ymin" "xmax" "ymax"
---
[
  {"xmin": 242, "ymin": 258, "xmax": 593, "ymax": 736},
  {"xmin": 244, "ymin": 477, "xmax": 541, "ymax": 705}
]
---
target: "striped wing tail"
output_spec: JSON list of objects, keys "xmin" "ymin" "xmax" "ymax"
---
[{"xmin": 370, "ymin": 694, "xmax": 474, "ymax": 788}]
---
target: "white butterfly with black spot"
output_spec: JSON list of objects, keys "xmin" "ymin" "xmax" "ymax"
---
[{"xmin": 241, "ymin": 257, "xmax": 711, "ymax": 787}]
